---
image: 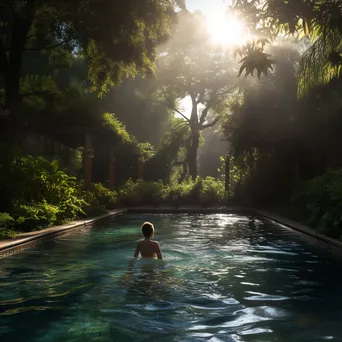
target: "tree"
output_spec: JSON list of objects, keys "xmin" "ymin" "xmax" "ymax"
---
[
  {"xmin": 152, "ymin": 12, "xmax": 239, "ymax": 179},
  {"xmin": 144, "ymin": 116, "xmax": 190, "ymax": 183},
  {"xmin": 232, "ymin": 0, "xmax": 342, "ymax": 89},
  {"xmin": 0, "ymin": 0, "xmax": 185, "ymax": 139},
  {"xmin": 101, "ymin": 77, "xmax": 171, "ymax": 147},
  {"xmin": 221, "ymin": 45, "xmax": 300, "ymax": 204},
  {"xmin": 198, "ymin": 125, "xmax": 227, "ymax": 179}
]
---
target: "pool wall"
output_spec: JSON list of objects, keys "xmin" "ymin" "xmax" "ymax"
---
[
  {"xmin": 254, "ymin": 209, "xmax": 342, "ymax": 256},
  {"xmin": 0, "ymin": 210, "xmax": 126, "ymax": 259}
]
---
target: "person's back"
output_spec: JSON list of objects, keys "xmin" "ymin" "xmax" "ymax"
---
[{"xmin": 134, "ymin": 222, "xmax": 163, "ymax": 259}]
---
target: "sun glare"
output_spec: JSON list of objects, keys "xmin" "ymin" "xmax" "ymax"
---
[{"xmin": 206, "ymin": 11, "xmax": 247, "ymax": 46}]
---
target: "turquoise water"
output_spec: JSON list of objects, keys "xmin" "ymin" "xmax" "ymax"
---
[{"xmin": 1, "ymin": 213, "xmax": 342, "ymax": 341}]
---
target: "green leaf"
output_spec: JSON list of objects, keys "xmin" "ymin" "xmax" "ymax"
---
[
  {"xmin": 238, "ymin": 64, "xmax": 247, "ymax": 77},
  {"xmin": 50, "ymin": 160, "xmax": 59, "ymax": 173}
]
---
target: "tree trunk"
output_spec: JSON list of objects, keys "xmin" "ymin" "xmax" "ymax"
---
[
  {"xmin": 179, "ymin": 161, "xmax": 188, "ymax": 183},
  {"xmin": 187, "ymin": 128, "xmax": 200, "ymax": 180},
  {"xmin": 3, "ymin": 4, "xmax": 35, "ymax": 142},
  {"xmin": 187, "ymin": 94, "xmax": 200, "ymax": 180}
]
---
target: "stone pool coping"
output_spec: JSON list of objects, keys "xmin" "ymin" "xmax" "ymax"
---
[
  {"xmin": 254, "ymin": 209, "xmax": 342, "ymax": 253},
  {"xmin": 0, "ymin": 210, "xmax": 126, "ymax": 258}
]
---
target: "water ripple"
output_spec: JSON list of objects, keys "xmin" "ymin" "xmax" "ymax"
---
[
  {"xmin": 244, "ymin": 291, "xmax": 290, "ymax": 301},
  {"xmin": 1, "ymin": 213, "xmax": 342, "ymax": 342}
]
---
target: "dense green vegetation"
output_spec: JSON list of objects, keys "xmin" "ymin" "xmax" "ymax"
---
[
  {"xmin": 117, "ymin": 177, "xmax": 225, "ymax": 208},
  {"xmin": 1, "ymin": 0, "xmax": 342, "ymax": 240},
  {"xmin": 225, "ymin": 0, "xmax": 342, "ymax": 238},
  {"xmin": 0, "ymin": 168, "xmax": 225, "ymax": 238}
]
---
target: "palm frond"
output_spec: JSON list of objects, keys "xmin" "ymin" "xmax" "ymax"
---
[{"xmin": 298, "ymin": 30, "xmax": 342, "ymax": 95}]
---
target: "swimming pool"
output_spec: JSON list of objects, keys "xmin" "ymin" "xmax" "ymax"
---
[{"xmin": 1, "ymin": 213, "xmax": 342, "ymax": 341}]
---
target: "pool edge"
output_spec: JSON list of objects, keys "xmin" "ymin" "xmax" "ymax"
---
[
  {"xmin": 254, "ymin": 209, "xmax": 342, "ymax": 253},
  {"xmin": 0, "ymin": 210, "xmax": 126, "ymax": 259},
  {"xmin": 0, "ymin": 207, "xmax": 245, "ymax": 259},
  {"xmin": 3, "ymin": 207, "xmax": 341, "ymax": 259}
]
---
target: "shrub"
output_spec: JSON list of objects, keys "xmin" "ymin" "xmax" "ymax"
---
[
  {"xmin": 14, "ymin": 201, "xmax": 60, "ymax": 231},
  {"xmin": 135, "ymin": 181, "xmax": 165, "ymax": 206},
  {"xmin": 91, "ymin": 183, "xmax": 117, "ymax": 209},
  {"xmin": 291, "ymin": 169, "xmax": 342, "ymax": 238},
  {"xmin": 29, "ymin": 159, "xmax": 86, "ymax": 223},
  {"xmin": 82, "ymin": 190, "xmax": 98, "ymax": 206},
  {"xmin": 0, "ymin": 212, "xmax": 14, "ymax": 228},
  {"xmin": 114, "ymin": 178, "xmax": 225, "ymax": 208},
  {"xmin": 137, "ymin": 177, "xmax": 225, "ymax": 207},
  {"xmin": 117, "ymin": 179, "xmax": 165, "ymax": 206},
  {"xmin": 199, "ymin": 177, "xmax": 225, "ymax": 207},
  {"xmin": 0, "ymin": 212, "xmax": 16, "ymax": 238},
  {"xmin": 166, "ymin": 177, "xmax": 225, "ymax": 206},
  {"xmin": 1, "ymin": 156, "xmax": 86, "ymax": 220},
  {"xmin": 81, "ymin": 183, "xmax": 117, "ymax": 216},
  {"xmin": 83, "ymin": 205, "xmax": 109, "ymax": 217},
  {"xmin": 167, "ymin": 179, "xmax": 195, "ymax": 205},
  {"xmin": 0, "ymin": 154, "xmax": 88, "ymax": 233},
  {"xmin": 117, "ymin": 179, "xmax": 142, "ymax": 206}
]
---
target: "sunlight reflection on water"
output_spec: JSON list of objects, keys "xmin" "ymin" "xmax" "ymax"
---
[{"xmin": 1, "ymin": 213, "xmax": 342, "ymax": 341}]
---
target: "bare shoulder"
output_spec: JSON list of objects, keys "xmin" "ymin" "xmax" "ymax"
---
[{"xmin": 152, "ymin": 240, "xmax": 160, "ymax": 247}]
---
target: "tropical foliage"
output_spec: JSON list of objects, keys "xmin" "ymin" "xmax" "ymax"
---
[
  {"xmin": 2, "ymin": 0, "xmax": 342, "ymax": 243},
  {"xmin": 292, "ymin": 170, "xmax": 342, "ymax": 239},
  {"xmin": 0, "ymin": 153, "xmax": 85, "ymax": 235},
  {"xmin": 150, "ymin": 12, "xmax": 239, "ymax": 179},
  {"xmin": 232, "ymin": 0, "xmax": 342, "ymax": 92},
  {"xmin": 1, "ymin": 0, "xmax": 185, "ymax": 119},
  {"xmin": 116, "ymin": 177, "xmax": 225, "ymax": 208}
]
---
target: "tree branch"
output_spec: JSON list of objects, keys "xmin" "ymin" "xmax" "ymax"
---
[
  {"xmin": 199, "ymin": 104, "xmax": 212, "ymax": 125},
  {"xmin": 200, "ymin": 116, "xmax": 220, "ymax": 130},
  {"xmin": 196, "ymin": 90, "xmax": 205, "ymax": 104},
  {"xmin": 26, "ymin": 28, "xmax": 60, "ymax": 41},
  {"xmin": 215, "ymin": 86, "xmax": 236, "ymax": 97},
  {"xmin": 189, "ymin": 92, "xmax": 197, "ymax": 104},
  {"xmin": 158, "ymin": 87, "xmax": 191, "ymax": 122},
  {"xmin": 144, "ymin": 99, "xmax": 190, "ymax": 122},
  {"xmin": 20, "ymin": 91, "xmax": 56, "ymax": 98},
  {"xmin": 24, "ymin": 39, "xmax": 70, "ymax": 51}
]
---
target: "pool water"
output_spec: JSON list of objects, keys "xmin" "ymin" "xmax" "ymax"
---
[{"xmin": 1, "ymin": 213, "xmax": 342, "ymax": 342}]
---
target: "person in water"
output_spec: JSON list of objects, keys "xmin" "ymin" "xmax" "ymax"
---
[{"xmin": 134, "ymin": 222, "xmax": 163, "ymax": 259}]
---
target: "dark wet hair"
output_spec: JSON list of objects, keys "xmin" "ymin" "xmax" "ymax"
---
[{"xmin": 141, "ymin": 222, "xmax": 154, "ymax": 238}]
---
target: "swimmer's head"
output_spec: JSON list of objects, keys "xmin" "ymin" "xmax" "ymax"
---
[{"xmin": 141, "ymin": 222, "xmax": 154, "ymax": 239}]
